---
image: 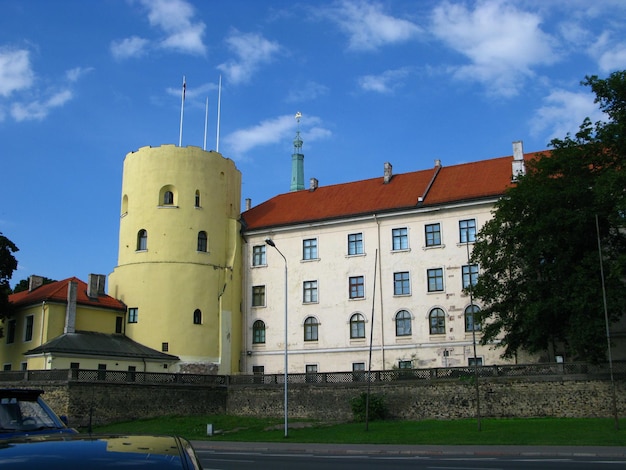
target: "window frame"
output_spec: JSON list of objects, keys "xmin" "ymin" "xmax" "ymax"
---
[
  {"xmin": 462, "ymin": 264, "xmax": 479, "ymax": 289},
  {"xmin": 136, "ymin": 229, "xmax": 148, "ymax": 251},
  {"xmin": 425, "ymin": 223, "xmax": 442, "ymax": 247},
  {"xmin": 304, "ymin": 316, "xmax": 319, "ymax": 341},
  {"xmin": 393, "ymin": 271, "xmax": 411, "ymax": 296},
  {"xmin": 193, "ymin": 309, "xmax": 202, "ymax": 325},
  {"xmin": 350, "ymin": 313, "xmax": 366, "ymax": 339},
  {"xmin": 252, "ymin": 285, "xmax": 266, "ymax": 307},
  {"xmin": 427, "ymin": 268, "xmax": 444, "ymax": 292},
  {"xmin": 395, "ymin": 310, "xmax": 412, "ymax": 337},
  {"xmin": 347, "ymin": 233, "xmax": 364, "ymax": 255},
  {"xmin": 128, "ymin": 307, "xmax": 138, "ymax": 323},
  {"xmin": 197, "ymin": 231, "xmax": 208, "ymax": 252},
  {"xmin": 303, "ymin": 280, "xmax": 318, "ymax": 304},
  {"xmin": 429, "ymin": 307, "xmax": 446, "ymax": 335},
  {"xmin": 392, "ymin": 227, "xmax": 409, "ymax": 251},
  {"xmin": 465, "ymin": 304, "xmax": 482, "ymax": 332},
  {"xmin": 302, "ymin": 238, "xmax": 318, "ymax": 260},
  {"xmin": 252, "ymin": 245, "xmax": 266, "ymax": 266},
  {"xmin": 252, "ymin": 320, "xmax": 266, "ymax": 344},
  {"xmin": 349, "ymin": 276, "xmax": 365, "ymax": 299},
  {"xmin": 24, "ymin": 315, "xmax": 34, "ymax": 342},
  {"xmin": 459, "ymin": 218, "xmax": 477, "ymax": 243}
]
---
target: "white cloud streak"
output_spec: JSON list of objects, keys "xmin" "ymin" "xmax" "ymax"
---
[
  {"xmin": 0, "ymin": 48, "xmax": 34, "ymax": 97},
  {"xmin": 217, "ymin": 30, "xmax": 281, "ymax": 85},
  {"xmin": 11, "ymin": 89, "xmax": 73, "ymax": 121},
  {"xmin": 358, "ymin": 68, "xmax": 411, "ymax": 94},
  {"xmin": 430, "ymin": 0, "xmax": 559, "ymax": 97},
  {"xmin": 110, "ymin": 36, "xmax": 150, "ymax": 60},
  {"xmin": 322, "ymin": 0, "xmax": 422, "ymax": 51},
  {"xmin": 223, "ymin": 114, "xmax": 331, "ymax": 157}
]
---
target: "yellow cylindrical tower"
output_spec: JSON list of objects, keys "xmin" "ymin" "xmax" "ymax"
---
[{"xmin": 108, "ymin": 145, "xmax": 242, "ymax": 374}]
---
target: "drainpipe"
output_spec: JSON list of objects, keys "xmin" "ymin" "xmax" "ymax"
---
[
  {"xmin": 40, "ymin": 301, "xmax": 46, "ymax": 345},
  {"xmin": 374, "ymin": 214, "xmax": 385, "ymax": 369}
]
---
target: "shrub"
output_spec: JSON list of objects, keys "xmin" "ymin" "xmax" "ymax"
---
[{"xmin": 350, "ymin": 392, "xmax": 387, "ymax": 421}]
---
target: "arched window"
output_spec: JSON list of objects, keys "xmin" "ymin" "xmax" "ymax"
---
[
  {"xmin": 350, "ymin": 313, "xmax": 365, "ymax": 339},
  {"xmin": 465, "ymin": 304, "xmax": 481, "ymax": 332},
  {"xmin": 195, "ymin": 190, "xmax": 201, "ymax": 207},
  {"xmin": 137, "ymin": 229, "xmax": 148, "ymax": 251},
  {"xmin": 429, "ymin": 308, "xmax": 445, "ymax": 335},
  {"xmin": 252, "ymin": 320, "xmax": 265, "ymax": 344},
  {"xmin": 193, "ymin": 309, "xmax": 202, "ymax": 325},
  {"xmin": 163, "ymin": 191, "xmax": 174, "ymax": 205},
  {"xmin": 197, "ymin": 231, "xmax": 208, "ymax": 252},
  {"xmin": 304, "ymin": 316, "xmax": 319, "ymax": 341},
  {"xmin": 395, "ymin": 310, "xmax": 412, "ymax": 336}
]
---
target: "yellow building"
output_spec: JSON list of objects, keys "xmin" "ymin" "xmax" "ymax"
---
[
  {"xmin": 3, "ymin": 275, "xmax": 176, "ymax": 372},
  {"xmin": 108, "ymin": 145, "xmax": 242, "ymax": 374}
]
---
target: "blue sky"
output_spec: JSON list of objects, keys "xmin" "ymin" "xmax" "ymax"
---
[{"xmin": 2, "ymin": 0, "xmax": 626, "ymax": 287}]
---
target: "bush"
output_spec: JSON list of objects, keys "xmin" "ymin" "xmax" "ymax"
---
[{"xmin": 350, "ymin": 392, "xmax": 387, "ymax": 421}]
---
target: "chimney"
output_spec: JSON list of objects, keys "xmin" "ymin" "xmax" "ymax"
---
[
  {"xmin": 434, "ymin": 159, "xmax": 442, "ymax": 168},
  {"xmin": 512, "ymin": 140, "xmax": 526, "ymax": 181},
  {"xmin": 245, "ymin": 198, "xmax": 251, "ymax": 211},
  {"xmin": 87, "ymin": 274, "xmax": 106, "ymax": 298},
  {"xmin": 309, "ymin": 177, "xmax": 318, "ymax": 191},
  {"xmin": 65, "ymin": 281, "xmax": 77, "ymax": 334},
  {"xmin": 383, "ymin": 162, "xmax": 393, "ymax": 184},
  {"xmin": 28, "ymin": 275, "xmax": 44, "ymax": 292}
]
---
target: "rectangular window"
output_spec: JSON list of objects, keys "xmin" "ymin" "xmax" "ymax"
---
[
  {"xmin": 252, "ymin": 285, "xmax": 266, "ymax": 307},
  {"xmin": 128, "ymin": 308, "xmax": 138, "ymax": 323},
  {"xmin": 305, "ymin": 364, "xmax": 318, "ymax": 383},
  {"xmin": 20, "ymin": 362, "xmax": 27, "ymax": 371},
  {"xmin": 303, "ymin": 280, "xmax": 318, "ymax": 303},
  {"xmin": 115, "ymin": 316, "xmax": 123, "ymax": 333},
  {"xmin": 162, "ymin": 342, "xmax": 169, "ymax": 352},
  {"xmin": 392, "ymin": 228, "xmax": 409, "ymax": 251},
  {"xmin": 460, "ymin": 219, "xmax": 477, "ymax": 243},
  {"xmin": 398, "ymin": 360, "xmax": 412, "ymax": 369},
  {"xmin": 462, "ymin": 264, "xmax": 479, "ymax": 289},
  {"xmin": 3, "ymin": 364, "xmax": 11, "ymax": 371},
  {"xmin": 252, "ymin": 245, "xmax": 266, "ymax": 266},
  {"xmin": 349, "ymin": 276, "xmax": 365, "ymax": 299},
  {"xmin": 24, "ymin": 315, "xmax": 34, "ymax": 342},
  {"xmin": 97, "ymin": 364, "xmax": 106, "ymax": 381},
  {"xmin": 425, "ymin": 223, "xmax": 441, "ymax": 247},
  {"xmin": 348, "ymin": 233, "xmax": 363, "ymax": 255},
  {"xmin": 393, "ymin": 272, "xmax": 411, "ymax": 296},
  {"xmin": 6, "ymin": 319, "xmax": 16, "ymax": 344},
  {"xmin": 303, "ymin": 238, "xmax": 318, "ymax": 260},
  {"xmin": 469, "ymin": 357, "xmax": 483, "ymax": 367},
  {"xmin": 427, "ymin": 268, "xmax": 444, "ymax": 292}
]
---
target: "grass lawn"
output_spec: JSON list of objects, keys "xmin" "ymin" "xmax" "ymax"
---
[{"xmin": 90, "ymin": 416, "xmax": 625, "ymax": 446}]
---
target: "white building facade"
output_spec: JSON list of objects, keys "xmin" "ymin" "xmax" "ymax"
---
[{"xmin": 241, "ymin": 143, "xmax": 538, "ymax": 375}]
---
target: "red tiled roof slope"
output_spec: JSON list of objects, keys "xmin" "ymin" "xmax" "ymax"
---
[
  {"xmin": 242, "ymin": 151, "xmax": 546, "ymax": 230},
  {"xmin": 9, "ymin": 277, "xmax": 126, "ymax": 311}
]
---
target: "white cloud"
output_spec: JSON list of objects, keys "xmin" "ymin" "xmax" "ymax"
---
[
  {"xmin": 141, "ymin": 0, "xmax": 206, "ymax": 55},
  {"xmin": 358, "ymin": 68, "xmax": 411, "ymax": 94},
  {"xmin": 322, "ymin": 0, "xmax": 421, "ymax": 51},
  {"xmin": 530, "ymin": 89, "xmax": 605, "ymax": 141},
  {"xmin": 66, "ymin": 67, "xmax": 93, "ymax": 82},
  {"xmin": 11, "ymin": 89, "xmax": 73, "ymax": 121},
  {"xmin": 431, "ymin": 0, "xmax": 559, "ymax": 97},
  {"xmin": 223, "ymin": 114, "xmax": 330, "ymax": 157},
  {"xmin": 110, "ymin": 36, "xmax": 150, "ymax": 60},
  {"xmin": 217, "ymin": 30, "xmax": 281, "ymax": 85},
  {"xmin": 0, "ymin": 48, "xmax": 34, "ymax": 97},
  {"xmin": 112, "ymin": 0, "xmax": 205, "ymax": 59},
  {"xmin": 588, "ymin": 32, "xmax": 626, "ymax": 73}
]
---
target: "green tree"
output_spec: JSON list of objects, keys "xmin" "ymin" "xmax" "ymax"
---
[
  {"xmin": 471, "ymin": 71, "xmax": 626, "ymax": 363},
  {"xmin": 12, "ymin": 276, "xmax": 56, "ymax": 294},
  {"xmin": 0, "ymin": 233, "xmax": 19, "ymax": 320}
]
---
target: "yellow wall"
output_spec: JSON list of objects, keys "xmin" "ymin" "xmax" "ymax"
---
[
  {"xmin": 108, "ymin": 145, "xmax": 242, "ymax": 374},
  {"xmin": 0, "ymin": 302, "xmax": 125, "ymax": 371}
]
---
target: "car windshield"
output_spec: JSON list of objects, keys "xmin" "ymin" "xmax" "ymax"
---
[{"xmin": 0, "ymin": 397, "xmax": 59, "ymax": 432}]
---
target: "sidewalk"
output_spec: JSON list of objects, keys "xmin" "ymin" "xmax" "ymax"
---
[{"xmin": 192, "ymin": 440, "xmax": 626, "ymax": 458}]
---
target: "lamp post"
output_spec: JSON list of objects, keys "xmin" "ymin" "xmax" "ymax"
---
[{"xmin": 265, "ymin": 238, "xmax": 288, "ymax": 437}]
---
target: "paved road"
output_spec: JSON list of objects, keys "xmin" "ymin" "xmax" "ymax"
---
[{"xmin": 193, "ymin": 441, "xmax": 626, "ymax": 469}]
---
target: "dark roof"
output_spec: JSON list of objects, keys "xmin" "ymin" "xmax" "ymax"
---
[
  {"xmin": 242, "ymin": 150, "xmax": 546, "ymax": 230},
  {"xmin": 9, "ymin": 277, "xmax": 126, "ymax": 312},
  {"xmin": 24, "ymin": 331, "xmax": 179, "ymax": 362}
]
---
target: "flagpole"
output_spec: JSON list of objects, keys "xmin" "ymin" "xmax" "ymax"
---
[
  {"xmin": 179, "ymin": 75, "xmax": 186, "ymax": 147},
  {"xmin": 216, "ymin": 75, "xmax": 222, "ymax": 152},
  {"xmin": 203, "ymin": 97, "xmax": 209, "ymax": 151}
]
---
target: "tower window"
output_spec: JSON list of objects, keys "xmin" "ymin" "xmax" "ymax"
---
[
  {"xmin": 195, "ymin": 190, "xmax": 201, "ymax": 207},
  {"xmin": 163, "ymin": 191, "xmax": 174, "ymax": 205},
  {"xmin": 197, "ymin": 231, "xmax": 208, "ymax": 252},
  {"xmin": 193, "ymin": 309, "xmax": 202, "ymax": 325},
  {"xmin": 137, "ymin": 230, "xmax": 148, "ymax": 251}
]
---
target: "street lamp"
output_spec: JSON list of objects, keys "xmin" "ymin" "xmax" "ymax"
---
[{"xmin": 265, "ymin": 238, "xmax": 289, "ymax": 437}]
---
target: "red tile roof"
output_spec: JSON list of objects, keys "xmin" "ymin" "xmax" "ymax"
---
[
  {"xmin": 242, "ymin": 151, "xmax": 546, "ymax": 230},
  {"xmin": 9, "ymin": 277, "xmax": 126, "ymax": 312}
]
